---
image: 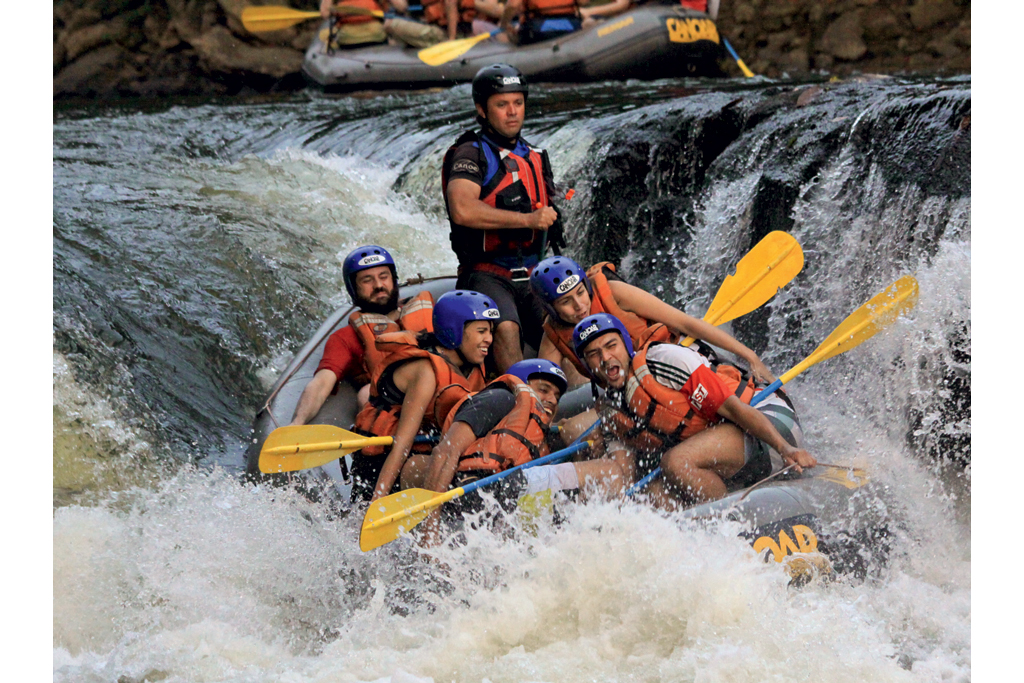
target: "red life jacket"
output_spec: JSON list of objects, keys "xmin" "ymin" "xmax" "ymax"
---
[
  {"xmin": 603, "ymin": 336, "xmax": 755, "ymax": 456},
  {"xmin": 442, "ymin": 130, "xmax": 551, "ymax": 269},
  {"xmin": 347, "ymin": 291, "xmax": 434, "ymax": 380},
  {"xmin": 444, "ymin": 375, "xmax": 554, "ymax": 475},
  {"xmin": 352, "ymin": 331, "xmax": 487, "ymax": 456},
  {"xmin": 543, "ymin": 262, "xmax": 678, "ymax": 376},
  {"xmin": 422, "ymin": 0, "xmax": 477, "ymax": 26},
  {"xmin": 336, "ymin": 0, "xmax": 384, "ymax": 24},
  {"xmin": 524, "ymin": 0, "xmax": 579, "ymax": 18},
  {"xmin": 679, "ymin": 0, "xmax": 708, "ymax": 12}
]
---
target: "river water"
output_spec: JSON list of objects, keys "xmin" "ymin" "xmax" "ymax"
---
[{"xmin": 53, "ymin": 75, "xmax": 970, "ymax": 682}]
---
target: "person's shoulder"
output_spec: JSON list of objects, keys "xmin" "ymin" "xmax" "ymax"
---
[{"xmin": 645, "ymin": 343, "xmax": 708, "ymax": 371}]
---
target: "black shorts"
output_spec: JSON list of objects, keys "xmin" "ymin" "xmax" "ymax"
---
[
  {"xmin": 349, "ymin": 454, "xmax": 399, "ymax": 503},
  {"xmin": 456, "ymin": 269, "xmax": 547, "ymax": 351}
]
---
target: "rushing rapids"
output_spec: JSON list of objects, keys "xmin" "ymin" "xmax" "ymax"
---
[{"xmin": 53, "ymin": 75, "xmax": 970, "ymax": 682}]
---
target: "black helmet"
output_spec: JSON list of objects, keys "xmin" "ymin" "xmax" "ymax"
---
[{"xmin": 471, "ymin": 63, "xmax": 528, "ymax": 108}]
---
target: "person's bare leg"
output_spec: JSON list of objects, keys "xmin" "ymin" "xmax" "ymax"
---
[
  {"xmin": 356, "ymin": 383, "xmax": 371, "ymax": 410},
  {"xmin": 492, "ymin": 320, "xmax": 523, "ymax": 373},
  {"xmin": 574, "ymin": 458, "xmax": 625, "ymax": 499},
  {"xmin": 659, "ymin": 424, "xmax": 747, "ymax": 504}
]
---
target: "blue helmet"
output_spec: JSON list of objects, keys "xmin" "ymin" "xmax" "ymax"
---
[
  {"xmin": 530, "ymin": 255, "xmax": 591, "ymax": 309},
  {"xmin": 342, "ymin": 245, "xmax": 397, "ymax": 300},
  {"xmin": 506, "ymin": 359, "xmax": 568, "ymax": 395},
  {"xmin": 572, "ymin": 313, "xmax": 634, "ymax": 361},
  {"xmin": 433, "ymin": 290, "xmax": 500, "ymax": 349}
]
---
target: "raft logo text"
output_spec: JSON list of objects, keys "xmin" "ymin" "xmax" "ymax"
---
[
  {"xmin": 666, "ymin": 18, "xmax": 719, "ymax": 45},
  {"xmin": 753, "ymin": 524, "xmax": 818, "ymax": 563}
]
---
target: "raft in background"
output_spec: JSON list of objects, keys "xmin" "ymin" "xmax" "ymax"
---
[
  {"xmin": 302, "ymin": 6, "xmax": 724, "ymax": 91},
  {"xmin": 245, "ymin": 276, "xmax": 896, "ymax": 580}
]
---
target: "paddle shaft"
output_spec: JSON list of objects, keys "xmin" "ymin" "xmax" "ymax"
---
[
  {"xmin": 680, "ymin": 238, "xmax": 800, "ymax": 346},
  {"xmin": 363, "ymin": 440, "xmax": 592, "ymax": 531},
  {"xmin": 261, "ymin": 432, "xmax": 435, "ymax": 457},
  {"xmin": 723, "ymin": 37, "xmax": 755, "ymax": 78}
]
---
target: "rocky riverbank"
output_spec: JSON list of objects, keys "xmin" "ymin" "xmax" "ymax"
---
[{"xmin": 53, "ymin": 0, "xmax": 970, "ymax": 101}]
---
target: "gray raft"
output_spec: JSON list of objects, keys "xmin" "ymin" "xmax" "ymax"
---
[
  {"xmin": 302, "ymin": 6, "xmax": 724, "ymax": 91},
  {"xmin": 245, "ymin": 276, "xmax": 895, "ymax": 579}
]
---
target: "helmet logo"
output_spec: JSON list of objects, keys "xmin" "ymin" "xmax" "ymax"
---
[
  {"xmin": 483, "ymin": 308, "xmax": 500, "ymax": 319},
  {"xmin": 357, "ymin": 254, "xmax": 386, "ymax": 267},
  {"xmin": 578, "ymin": 323, "xmax": 600, "ymax": 341},
  {"xmin": 501, "ymin": 76, "xmax": 521, "ymax": 85},
  {"xmin": 551, "ymin": 367, "xmax": 567, "ymax": 380},
  {"xmin": 556, "ymin": 274, "xmax": 580, "ymax": 295}
]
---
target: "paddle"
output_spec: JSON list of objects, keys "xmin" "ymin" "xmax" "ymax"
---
[
  {"xmin": 258, "ymin": 424, "xmax": 434, "ymax": 474},
  {"xmin": 680, "ymin": 230, "xmax": 803, "ymax": 347},
  {"xmin": 241, "ymin": 5, "xmax": 384, "ymax": 33},
  {"xmin": 625, "ymin": 274, "xmax": 920, "ymax": 496},
  {"xmin": 723, "ymin": 37, "xmax": 755, "ymax": 78},
  {"xmin": 418, "ymin": 28, "xmax": 501, "ymax": 67},
  {"xmin": 360, "ymin": 439, "xmax": 593, "ymax": 551}
]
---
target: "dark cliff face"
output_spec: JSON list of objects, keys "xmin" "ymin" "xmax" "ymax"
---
[{"xmin": 53, "ymin": 1, "xmax": 970, "ymax": 101}]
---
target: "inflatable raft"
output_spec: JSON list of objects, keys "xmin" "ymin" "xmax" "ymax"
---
[
  {"xmin": 302, "ymin": 6, "xmax": 724, "ymax": 91},
  {"xmin": 244, "ymin": 276, "xmax": 894, "ymax": 578}
]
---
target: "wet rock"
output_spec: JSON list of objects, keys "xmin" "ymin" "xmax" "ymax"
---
[
  {"xmin": 64, "ymin": 7, "xmax": 103, "ymax": 33},
  {"xmin": 820, "ymin": 11, "xmax": 866, "ymax": 60},
  {"xmin": 62, "ymin": 19, "xmax": 130, "ymax": 62},
  {"xmin": 862, "ymin": 6, "xmax": 903, "ymax": 40},
  {"xmin": 54, "ymin": 44, "xmax": 131, "ymax": 97},
  {"xmin": 780, "ymin": 47, "xmax": 810, "ymax": 72},
  {"xmin": 143, "ymin": 13, "xmax": 168, "ymax": 44},
  {"xmin": 55, "ymin": 41, "xmax": 67, "ymax": 72},
  {"xmin": 189, "ymin": 25, "xmax": 303, "ymax": 78},
  {"xmin": 951, "ymin": 16, "xmax": 970, "ymax": 49},
  {"xmin": 796, "ymin": 85, "xmax": 823, "ymax": 107},
  {"xmin": 734, "ymin": 3, "xmax": 757, "ymax": 23},
  {"xmin": 908, "ymin": 0, "xmax": 961, "ymax": 31}
]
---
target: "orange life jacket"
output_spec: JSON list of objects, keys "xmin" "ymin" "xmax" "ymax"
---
[
  {"xmin": 443, "ymin": 375, "xmax": 554, "ymax": 475},
  {"xmin": 524, "ymin": 0, "xmax": 579, "ymax": 18},
  {"xmin": 422, "ymin": 0, "xmax": 476, "ymax": 26},
  {"xmin": 603, "ymin": 337, "xmax": 755, "ymax": 456},
  {"xmin": 443, "ymin": 130, "xmax": 551, "ymax": 268},
  {"xmin": 544, "ymin": 262, "xmax": 678, "ymax": 376},
  {"xmin": 336, "ymin": 0, "xmax": 384, "ymax": 24},
  {"xmin": 352, "ymin": 331, "xmax": 487, "ymax": 456},
  {"xmin": 347, "ymin": 291, "xmax": 434, "ymax": 379}
]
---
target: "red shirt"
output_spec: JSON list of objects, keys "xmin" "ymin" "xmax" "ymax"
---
[
  {"xmin": 644, "ymin": 344, "xmax": 730, "ymax": 422},
  {"xmin": 315, "ymin": 325, "xmax": 365, "ymax": 381}
]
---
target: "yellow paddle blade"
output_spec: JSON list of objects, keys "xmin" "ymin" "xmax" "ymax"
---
[
  {"xmin": 241, "ymin": 6, "xmax": 321, "ymax": 32},
  {"xmin": 417, "ymin": 32, "xmax": 494, "ymax": 67},
  {"xmin": 360, "ymin": 487, "xmax": 459, "ymax": 551},
  {"xmin": 258, "ymin": 424, "xmax": 393, "ymax": 474},
  {"xmin": 782, "ymin": 275, "xmax": 919, "ymax": 383},
  {"xmin": 702, "ymin": 231, "xmax": 804, "ymax": 326},
  {"xmin": 681, "ymin": 231, "xmax": 803, "ymax": 346}
]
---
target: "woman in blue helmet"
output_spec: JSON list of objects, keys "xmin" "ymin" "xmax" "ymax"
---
[
  {"xmin": 529, "ymin": 255, "xmax": 775, "ymax": 386},
  {"xmin": 350, "ymin": 290, "xmax": 497, "ymax": 502}
]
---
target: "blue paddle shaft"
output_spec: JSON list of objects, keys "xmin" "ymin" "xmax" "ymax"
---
[
  {"xmin": 623, "ymin": 381, "xmax": 783, "ymax": 496},
  {"xmin": 460, "ymin": 440, "xmax": 591, "ymax": 497},
  {"xmin": 723, "ymin": 37, "xmax": 741, "ymax": 62}
]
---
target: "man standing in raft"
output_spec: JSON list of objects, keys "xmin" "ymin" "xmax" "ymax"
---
[
  {"xmin": 350, "ymin": 290, "xmax": 495, "ymax": 502},
  {"xmin": 530, "ymin": 255, "xmax": 775, "ymax": 387},
  {"xmin": 572, "ymin": 313, "xmax": 816, "ymax": 506},
  {"xmin": 443, "ymin": 63, "xmax": 563, "ymax": 373},
  {"xmin": 290, "ymin": 245, "xmax": 434, "ymax": 426}
]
